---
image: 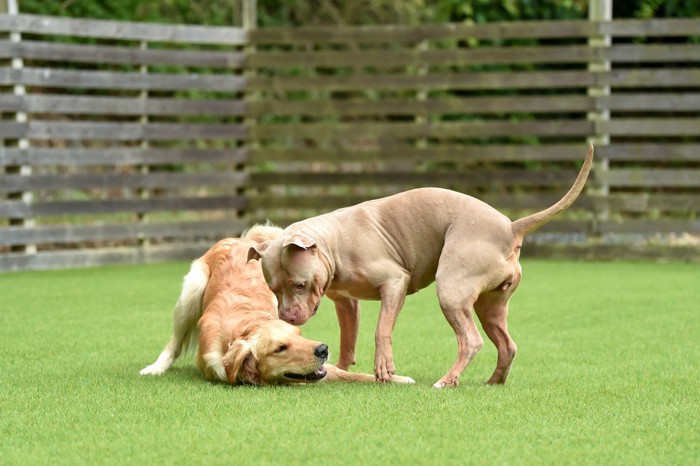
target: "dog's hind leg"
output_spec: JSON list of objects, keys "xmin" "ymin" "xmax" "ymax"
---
[
  {"xmin": 140, "ymin": 260, "xmax": 209, "ymax": 375},
  {"xmin": 475, "ymin": 294, "xmax": 517, "ymax": 385}
]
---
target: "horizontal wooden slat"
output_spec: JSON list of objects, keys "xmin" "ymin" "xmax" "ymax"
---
[
  {"xmin": 0, "ymin": 40, "xmax": 247, "ymax": 68},
  {"xmin": 251, "ymin": 21, "xmax": 594, "ymax": 44},
  {"xmin": 600, "ymin": 19, "xmax": 700, "ymax": 37},
  {"xmin": 0, "ymin": 94, "xmax": 246, "ymax": 116},
  {"xmin": 250, "ymin": 45, "xmax": 599, "ymax": 69},
  {"xmin": 597, "ymin": 144, "xmax": 700, "ymax": 162},
  {"xmin": 247, "ymin": 95, "xmax": 595, "ymax": 117},
  {"xmin": 0, "ymin": 219, "xmax": 246, "ymax": 246},
  {"xmin": 249, "ymin": 44, "xmax": 700, "ymax": 69},
  {"xmin": 607, "ymin": 94, "xmax": 700, "ymax": 112},
  {"xmin": 609, "ymin": 69, "xmax": 700, "ymax": 88},
  {"xmin": 249, "ymin": 69, "xmax": 597, "ymax": 92},
  {"xmin": 599, "ymin": 219, "xmax": 700, "ymax": 234},
  {"xmin": 602, "ymin": 119, "xmax": 700, "ymax": 137},
  {"xmin": 0, "ymin": 147, "xmax": 247, "ymax": 167},
  {"xmin": 0, "ymin": 121, "xmax": 247, "ymax": 141},
  {"xmin": 253, "ymin": 120, "xmax": 591, "ymax": 140},
  {"xmin": 0, "ymin": 171, "xmax": 247, "ymax": 193},
  {"xmin": 251, "ymin": 169, "xmax": 581, "ymax": 187},
  {"xmin": 609, "ymin": 44, "xmax": 700, "ymax": 63},
  {"xmin": 0, "ymin": 243, "xmax": 213, "ymax": 273},
  {"xmin": 601, "ymin": 169, "xmax": 700, "ymax": 188},
  {"xmin": 251, "ymin": 144, "xmax": 590, "ymax": 163},
  {"xmin": 0, "ymin": 67, "xmax": 246, "ymax": 92},
  {"xmin": 521, "ymin": 243, "xmax": 700, "ymax": 262},
  {"xmin": 0, "ymin": 14, "xmax": 247, "ymax": 45},
  {"xmin": 0, "ymin": 195, "xmax": 247, "ymax": 219}
]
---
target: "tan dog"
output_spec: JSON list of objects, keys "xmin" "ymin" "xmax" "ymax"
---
[
  {"xmin": 249, "ymin": 145, "xmax": 594, "ymax": 388},
  {"xmin": 140, "ymin": 225, "xmax": 414, "ymax": 385}
]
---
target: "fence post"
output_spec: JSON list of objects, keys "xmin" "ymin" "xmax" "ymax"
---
[
  {"xmin": 4, "ymin": 0, "xmax": 36, "ymax": 254},
  {"xmin": 587, "ymin": 0, "xmax": 612, "ymax": 232},
  {"xmin": 137, "ymin": 40, "xmax": 151, "ymax": 249},
  {"xmin": 239, "ymin": 0, "xmax": 257, "ymax": 224}
]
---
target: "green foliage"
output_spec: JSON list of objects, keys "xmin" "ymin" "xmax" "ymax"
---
[
  {"xmin": 1, "ymin": 260, "xmax": 698, "ymax": 465},
  {"xmin": 18, "ymin": 0, "xmax": 699, "ymax": 25}
]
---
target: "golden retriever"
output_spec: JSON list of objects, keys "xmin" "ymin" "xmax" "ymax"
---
[{"xmin": 140, "ymin": 225, "xmax": 414, "ymax": 385}]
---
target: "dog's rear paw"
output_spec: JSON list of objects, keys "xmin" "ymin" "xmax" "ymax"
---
[
  {"xmin": 390, "ymin": 375, "xmax": 416, "ymax": 384},
  {"xmin": 140, "ymin": 364, "xmax": 166, "ymax": 376},
  {"xmin": 432, "ymin": 377, "xmax": 459, "ymax": 389}
]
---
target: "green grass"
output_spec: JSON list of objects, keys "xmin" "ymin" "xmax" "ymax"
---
[{"xmin": 1, "ymin": 260, "xmax": 698, "ymax": 465}]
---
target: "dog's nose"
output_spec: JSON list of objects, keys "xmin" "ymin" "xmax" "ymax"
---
[{"xmin": 314, "ymin": 344, "xmax": 329, "ymax": 360}]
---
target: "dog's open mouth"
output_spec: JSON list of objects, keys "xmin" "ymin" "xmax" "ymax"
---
[{"xmin": 283, "ymin": 366, "xmax": 327, "ymax": 382}]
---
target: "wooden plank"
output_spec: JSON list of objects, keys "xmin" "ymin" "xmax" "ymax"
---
[
  {"xmin": 597, "ymin": 144, "xmax": 700, "ymax": 162},
  {"xmin": 0, "ymin": 67, "xmax": 246, "ymax": 92},
  {"xmin": 602, "ymin": 193, "xmax": 700, "ymax": 213},
  {"xmin": 0, "ymin": 120, "xmax": 248, "ymax": 141},
  {"xmin": 251, "ymin": 169, "xmax": 582, "ymax": 187},
  {"xmin": 0, "ymin": 93, "xmax": 246, "ymax": 116},
  {"xmin": 250, "ymin": 192, "xmax": 597, "ymax": 212},
  {"xmin": 249, "ymin": 45, "xmax": 599, "ymax": 69},
  {"xmin": 521, "ymin": 242, "xmax": 700, "ymax": 262},
  {"xmin": 250, "ymin": 21, "xmax": 594, "ymax": 44},
  {"xmin": 252, "ymin": 120, "xmax": 592, "ymax": 140},
  {"xmin": 0, "ymin": 243, "xmax": 213, "ymax": 273},
  {"xmin": 0, "ymin": 195, "xmax": 248, "ymax": 219},
  {"xmin": 251, "ymin": 143, "xmax": 591, "ymax": 163},
  {"xmin": 0, "ymin": 219, "xmax": 246, "ymax": 246},
  {"xmin": 601, "ymin": 169, "xmax": 700, "ymax": 188},
  {"xmin": 246, "ymin": 95, "xmax": 595, "ymax": 117},
  {"xmin": 0, "ymin": 147, "xmax": 247, "ymax": 167},
  {"xmin": 249, "ymin": 69, "xmax": 596, "ymax": 92},
  {"xmin": 608, "ymin": 44, "xmax": 700, "ymax": 63},
  {"xmin": 0, "ymin": 40, "xmax": 247, "ymax": 68},
  {"xmin": 0, "ymin": 171, "xmax": 248, "ymax": 193},
  {"xmin": 606, "ymin": 94, "xmax": 700, "ymax": 112},
  {"xmin": 609, "ymin": 69, "xmax": 700, "ymax": 88},
  {"xmin": 600, "ymin": 19, "xmax": 700, "ymax": 37},
  {"xmin": 0, "ymin": 14, "xmax": 247, "ymax": 45},
  {"xmin": 599, "ymin": 219, "xmax": 700, "ymax": 234},
  {"xmin": 601, "ymin": 119, "xmax": 700, "ymax": 137}
]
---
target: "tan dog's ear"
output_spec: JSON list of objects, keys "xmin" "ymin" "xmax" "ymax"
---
[
  {"xmin": 283, "ymin": 233, "xmax": 316, "ymax": 250},
  {"xmin": 222, "ymin": 340, "xmax": 260, "ymax": 385},
  {"xmin": 247, "ymin": 240, "xmax": 270, "ymax": 262}
]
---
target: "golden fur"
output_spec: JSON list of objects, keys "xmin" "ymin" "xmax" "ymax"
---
[{"xmin": 140, "ymin": 225, "xmax": 414, "ymax": 385}]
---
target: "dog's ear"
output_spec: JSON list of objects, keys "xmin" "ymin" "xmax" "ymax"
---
[
  {"xmin": 283, "ymin": 233, "xmax": 316, "ymax": 250},
  {"xmin": 222, "ymin": 340, "xmax": 260, "ymax": 385},
  {"xmin": 247, "ymin": 240, "xmax": 270, "ymax": 262}
]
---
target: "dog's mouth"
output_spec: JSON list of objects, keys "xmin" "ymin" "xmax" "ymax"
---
[{"xmin": 283, "ymin": 366, "xmax": 327, "ymax": 382}]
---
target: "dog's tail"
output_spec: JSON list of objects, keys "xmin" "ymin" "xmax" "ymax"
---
[
  {"xmin": 173, "ymin": 259, "xmax": 210, "ymax": 356},
  {"xmin": 242, "ymin": 222, "xmax": 283, "ymax": 243},
  {"xmin": 511, "ymin": 143, "xmax": 594, "ymax": 238}
]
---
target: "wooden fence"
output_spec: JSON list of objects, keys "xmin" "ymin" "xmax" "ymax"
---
[{"xmin": 1, "ymin": 14, "xmax": 699, "ymax": 272}]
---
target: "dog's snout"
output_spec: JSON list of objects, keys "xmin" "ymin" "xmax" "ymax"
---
[{"xmin": 314, "ymin": 343, "xmax": 329, "ymax": 360}]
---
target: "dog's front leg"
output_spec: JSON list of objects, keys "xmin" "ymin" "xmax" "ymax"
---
[
  {"xmin": 375, "ymin": 276, "xmax": 410, "ymax": 382},
  {"xmin": 333, "ymin": 297, "xmax": 360, "ymax": 370}
]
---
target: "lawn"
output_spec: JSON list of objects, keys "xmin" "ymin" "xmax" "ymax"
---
[{"xmin": 1, "ymin": 260, "xmax": 698, "ymax": 465}]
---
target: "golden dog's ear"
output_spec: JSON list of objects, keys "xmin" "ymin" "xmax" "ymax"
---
[
  {"xmin": 247, "ymin": 241, "xmax": 269, "ymax": 262},
  {"xmin": 222, "ymin": 340, "xmax": 260, "ymax": 385},
  {"xmin": 283, "ymin": 233, "xmax": 316, "ymax": 250}
]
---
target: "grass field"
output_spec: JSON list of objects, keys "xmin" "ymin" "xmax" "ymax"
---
[{"xmin": 1, "ymin": 260, "xmax": 698, "ymax": 465}]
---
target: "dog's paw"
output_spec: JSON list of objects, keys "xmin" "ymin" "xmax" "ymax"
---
[
  {"xmin": 390, "ymin": 375, "xmax": 416, "ymax": 384},
  {"xmin": 432, "ymin": 377, "xmax": 459, "ymax": 389},
  {"xmin": 139, "ymin": 364, "xmax": 166, "ymax": 376}
]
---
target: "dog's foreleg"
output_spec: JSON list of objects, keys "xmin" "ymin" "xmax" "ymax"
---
[
  {"xmin": 140, "ymin": 260, "xmax": 209, "ymax": 376},
  {"xmin": 374, "ymin": 275, "xmax": 410, "ymax": 382},
  {"xmin": 324, "ymin": 364, "xmax": 415, "ymax": 384},
  {"xmin": 333, "ymin": 298, "xmax": 360, "ymax": 370}
]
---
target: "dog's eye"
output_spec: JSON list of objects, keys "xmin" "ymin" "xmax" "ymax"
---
[
  {"xmin": 294, "ymin": 282, "xmax": 306, "ymax": 290},
  {"xmin": 276, "ymin": 344, "xmax": 288, "ymax": 353}
]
